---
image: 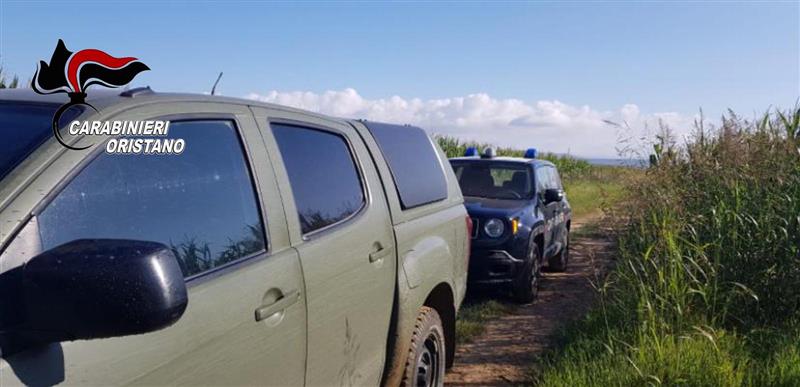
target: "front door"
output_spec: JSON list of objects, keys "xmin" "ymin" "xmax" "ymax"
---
[
  {"xmin": 261, "ymin": 112, "xmax": 396, "ymax": 386},
  {"xmin": 0, "ymin": 104, "xmax": 306, "ymax": 386}
]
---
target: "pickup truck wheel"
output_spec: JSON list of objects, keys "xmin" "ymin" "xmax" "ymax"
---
[
  {"xmin": 401, "ymin": 306, "xmax": 446, "ymax": 387},
  {"xmin": 512, "ymin": 241, "xmax": 541, "ymax": 303},
  {"xmin": 549, "ymin": 234, "xmax": 570, "ymax": 272}
]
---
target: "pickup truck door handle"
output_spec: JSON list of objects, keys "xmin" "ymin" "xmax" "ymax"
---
[
  {"xmin": 369, "ymin": 243, "xmax": 393, "ymax": 263},
  {"xmin": 255, "ymin": 289, "xmax": 300, "ymax": 322}
]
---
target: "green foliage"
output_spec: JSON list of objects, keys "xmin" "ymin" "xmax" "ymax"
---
[
  {"xmin": 537, "ymin": 325, "xmax": 748, "ymax": 387},
  {"xmin": 562, "ymin": 166, "xmax": 626, "ymax": 219},
  {"xmin": 169, "ymin": 223, "xmax": 265, "ymax": 276},
  {"xmin": 536, "ymin": 108, "xmax": 800, "ymax": 386},
  {"xmin": 0, "ymin": 65, "xmax": 20, "ymax": 89},
  {"xmin": 630, "ymin": 108, "xmax": 800, "ymax": 330}
]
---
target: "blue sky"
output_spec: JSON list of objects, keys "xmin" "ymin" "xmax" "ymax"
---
[{"xmin": 1, "ymin": 1, "xmax": 798, "ymax": 157}]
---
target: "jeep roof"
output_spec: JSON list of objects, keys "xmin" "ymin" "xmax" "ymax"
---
[{"xmin": 449, "ymin": 155, "xmax": 556, "ymax": 168}]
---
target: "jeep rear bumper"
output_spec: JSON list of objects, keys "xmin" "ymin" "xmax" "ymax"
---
[{"xmin": 468, "ymin": 249, "xmax": 525, "ymax": 285}]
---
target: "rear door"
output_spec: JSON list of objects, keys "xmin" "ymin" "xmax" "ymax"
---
[
  {"xmin": 0, "ymin": 103, "xmax": 307, "ymax": 386},
  {"xmin": 254, "ymin": 109, "xmax": 396, "ymax": 386}
]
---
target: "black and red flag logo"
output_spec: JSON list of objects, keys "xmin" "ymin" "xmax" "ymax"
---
[{"xmin": 32, "ymin": 40, "xmax": 149, "ymax": 150}]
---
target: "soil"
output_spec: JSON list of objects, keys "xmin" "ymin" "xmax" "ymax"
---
[{"xmin": 445, "ymin": 218, "xmax": 616, "ymax": 386}]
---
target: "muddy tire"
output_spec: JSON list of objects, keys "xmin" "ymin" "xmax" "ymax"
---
[
  {"xmin": 512, "ymin": 241, "xmax": 541, "ymax": 303},
  {"xmin": 401, "ymin": 306, "xmax": 446, "ymax": 387},
  {"xmin": 549, "ymin": 234, "xmax": 570, "ymax": 272}
]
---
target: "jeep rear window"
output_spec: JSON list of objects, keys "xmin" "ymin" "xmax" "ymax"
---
[
  {"xmin": 451, "ymin": 161, "xmax": 534, "ymax": 200},
  {"xmin": 363, "ymin": 122, "xmax": 448, "ymax": 210},
  {"xmin": 0, "ymin": 102, "xmax": 82, "ymax": 181}
]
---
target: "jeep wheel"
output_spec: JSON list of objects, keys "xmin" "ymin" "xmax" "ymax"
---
[
  {"xmin": 549, "ymin": 234, "xmax": 570, "ymax": 272},
  {"xmin": 512, "ymin": 241, "xmax": 541, "ymax": 303},
  {"xmin": 401, "ymin": 306, "xmax": 446, "ymax": 387}
]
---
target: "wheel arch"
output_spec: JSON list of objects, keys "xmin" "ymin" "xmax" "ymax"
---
[
  {"xmin": 531, "ymin": 221, "xmax": 545, "ymax": 261},
  {"xmin": 423, "ymin": 282, "xmax": 456, "ymax": 368}
]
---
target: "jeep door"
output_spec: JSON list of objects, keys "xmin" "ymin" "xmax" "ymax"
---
[
  {"xmin": 549, "ymin": 167, "xmax": 568, "ymax": 246},
  {"xmin": 0, "ymin": 103, "xmax": 307, "ymax": 386},
  {"xmin": 535, "ymin": 165, "xmax": 558, "ymax": 258},
  {"xmin": 255, "ymin": 108, "xmax": 396, "ymax": 386}
]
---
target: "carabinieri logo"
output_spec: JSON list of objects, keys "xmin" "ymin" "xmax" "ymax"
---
[{"xmin": 31, "ymin": 39, "xmax": 150, "ymax": 150}]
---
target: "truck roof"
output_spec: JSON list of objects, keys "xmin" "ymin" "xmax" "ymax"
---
[{"xmin": 0, "ymin": 88, "xmax": 351, "ymax": 125}]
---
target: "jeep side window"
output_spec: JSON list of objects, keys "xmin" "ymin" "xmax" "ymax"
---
[
  {"xmin": 546, "ymin": 167, "xmax": 560, "ymax": 190},
  {"xmin": 271, "ymin": 123, "xmax": 365, "ymax": 234},
  {"xmin": 535, "ymin": 167, "xmax": 549, "ymax": 194},
  {"xmin": 37, "ymin": 120, "xmax": 266, "ymax": 278},
  {"xmin": 551, "ymin": 168, "xmax": 563, "ymax": 190}
]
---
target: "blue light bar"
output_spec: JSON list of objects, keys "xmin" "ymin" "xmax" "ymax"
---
[
  {"xmin": 524, "ymin": 148, "xmax": 537, "ymax": 159},
  {"xmin": 464, "ymin": 147, "xmax": 479, "ymax": 157}
]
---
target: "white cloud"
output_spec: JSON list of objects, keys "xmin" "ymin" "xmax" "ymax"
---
[{"xmin": 245, "ymin": 88, "xmax": 695, "ymax": 158}]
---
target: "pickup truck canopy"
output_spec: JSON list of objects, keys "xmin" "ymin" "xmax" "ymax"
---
[{"xmin": 362, "ymin": 121, "xmax": 448, "ymax": 210}]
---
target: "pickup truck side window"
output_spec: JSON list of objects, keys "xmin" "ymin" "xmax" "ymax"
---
[
  {"xmin": 36, "ymin": 120, "xmax": 266, "ymax": 278},
  {"xmin": 362, "ymin": 122, "xmax": 448, "ymax": 210},
  {"xmin": 272, "ymin": 123, "xmax": 365, "ymax": 234}
]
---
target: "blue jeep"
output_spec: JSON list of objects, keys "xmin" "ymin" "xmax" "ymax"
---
[{"xmin": 450, "ymin": 148, "xmax": 571, "ymax": 303}]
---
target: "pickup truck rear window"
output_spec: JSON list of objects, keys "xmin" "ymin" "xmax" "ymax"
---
[
  {"xmin": 363, "ymin": 122, "xmax": 448, "ymax": 210},
  {"xmin": 272, "ymin": 124, "xmax": 365, "ymax": 234}
]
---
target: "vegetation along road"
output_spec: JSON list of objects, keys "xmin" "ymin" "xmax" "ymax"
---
[{"xmin": 439, "ymin": 107, "xmax": 800, "ymax": 386}]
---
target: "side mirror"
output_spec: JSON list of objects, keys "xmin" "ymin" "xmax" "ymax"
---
[
  {"xmin": 544, "ymin": 188, "xmax": 564, "ymax": 203},
  {"xmin": 0, "ymin": 239, "xmax": 187, "ymax": 355}
]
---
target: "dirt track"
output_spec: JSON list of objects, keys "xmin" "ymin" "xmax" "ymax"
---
[{"xmin": 445, "ymin": 220, "xmax": 615, "ymax": 386}]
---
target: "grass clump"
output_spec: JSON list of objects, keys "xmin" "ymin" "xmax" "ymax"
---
[
  {"xmin": 535, "ymin": 108, "xmax": 800, "ymax": 386},
  {"xmin": 538, "ymin": 326, "xmax": 748, "ymax": 387},
  {"xmin": 456, "ymin": 299, "xmax": 515, "ymax": 344}
]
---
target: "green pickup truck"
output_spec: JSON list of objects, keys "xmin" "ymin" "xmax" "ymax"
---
[{"xmin": 0, "ymin": 89, "xmax": 469, "ymax": 386}]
